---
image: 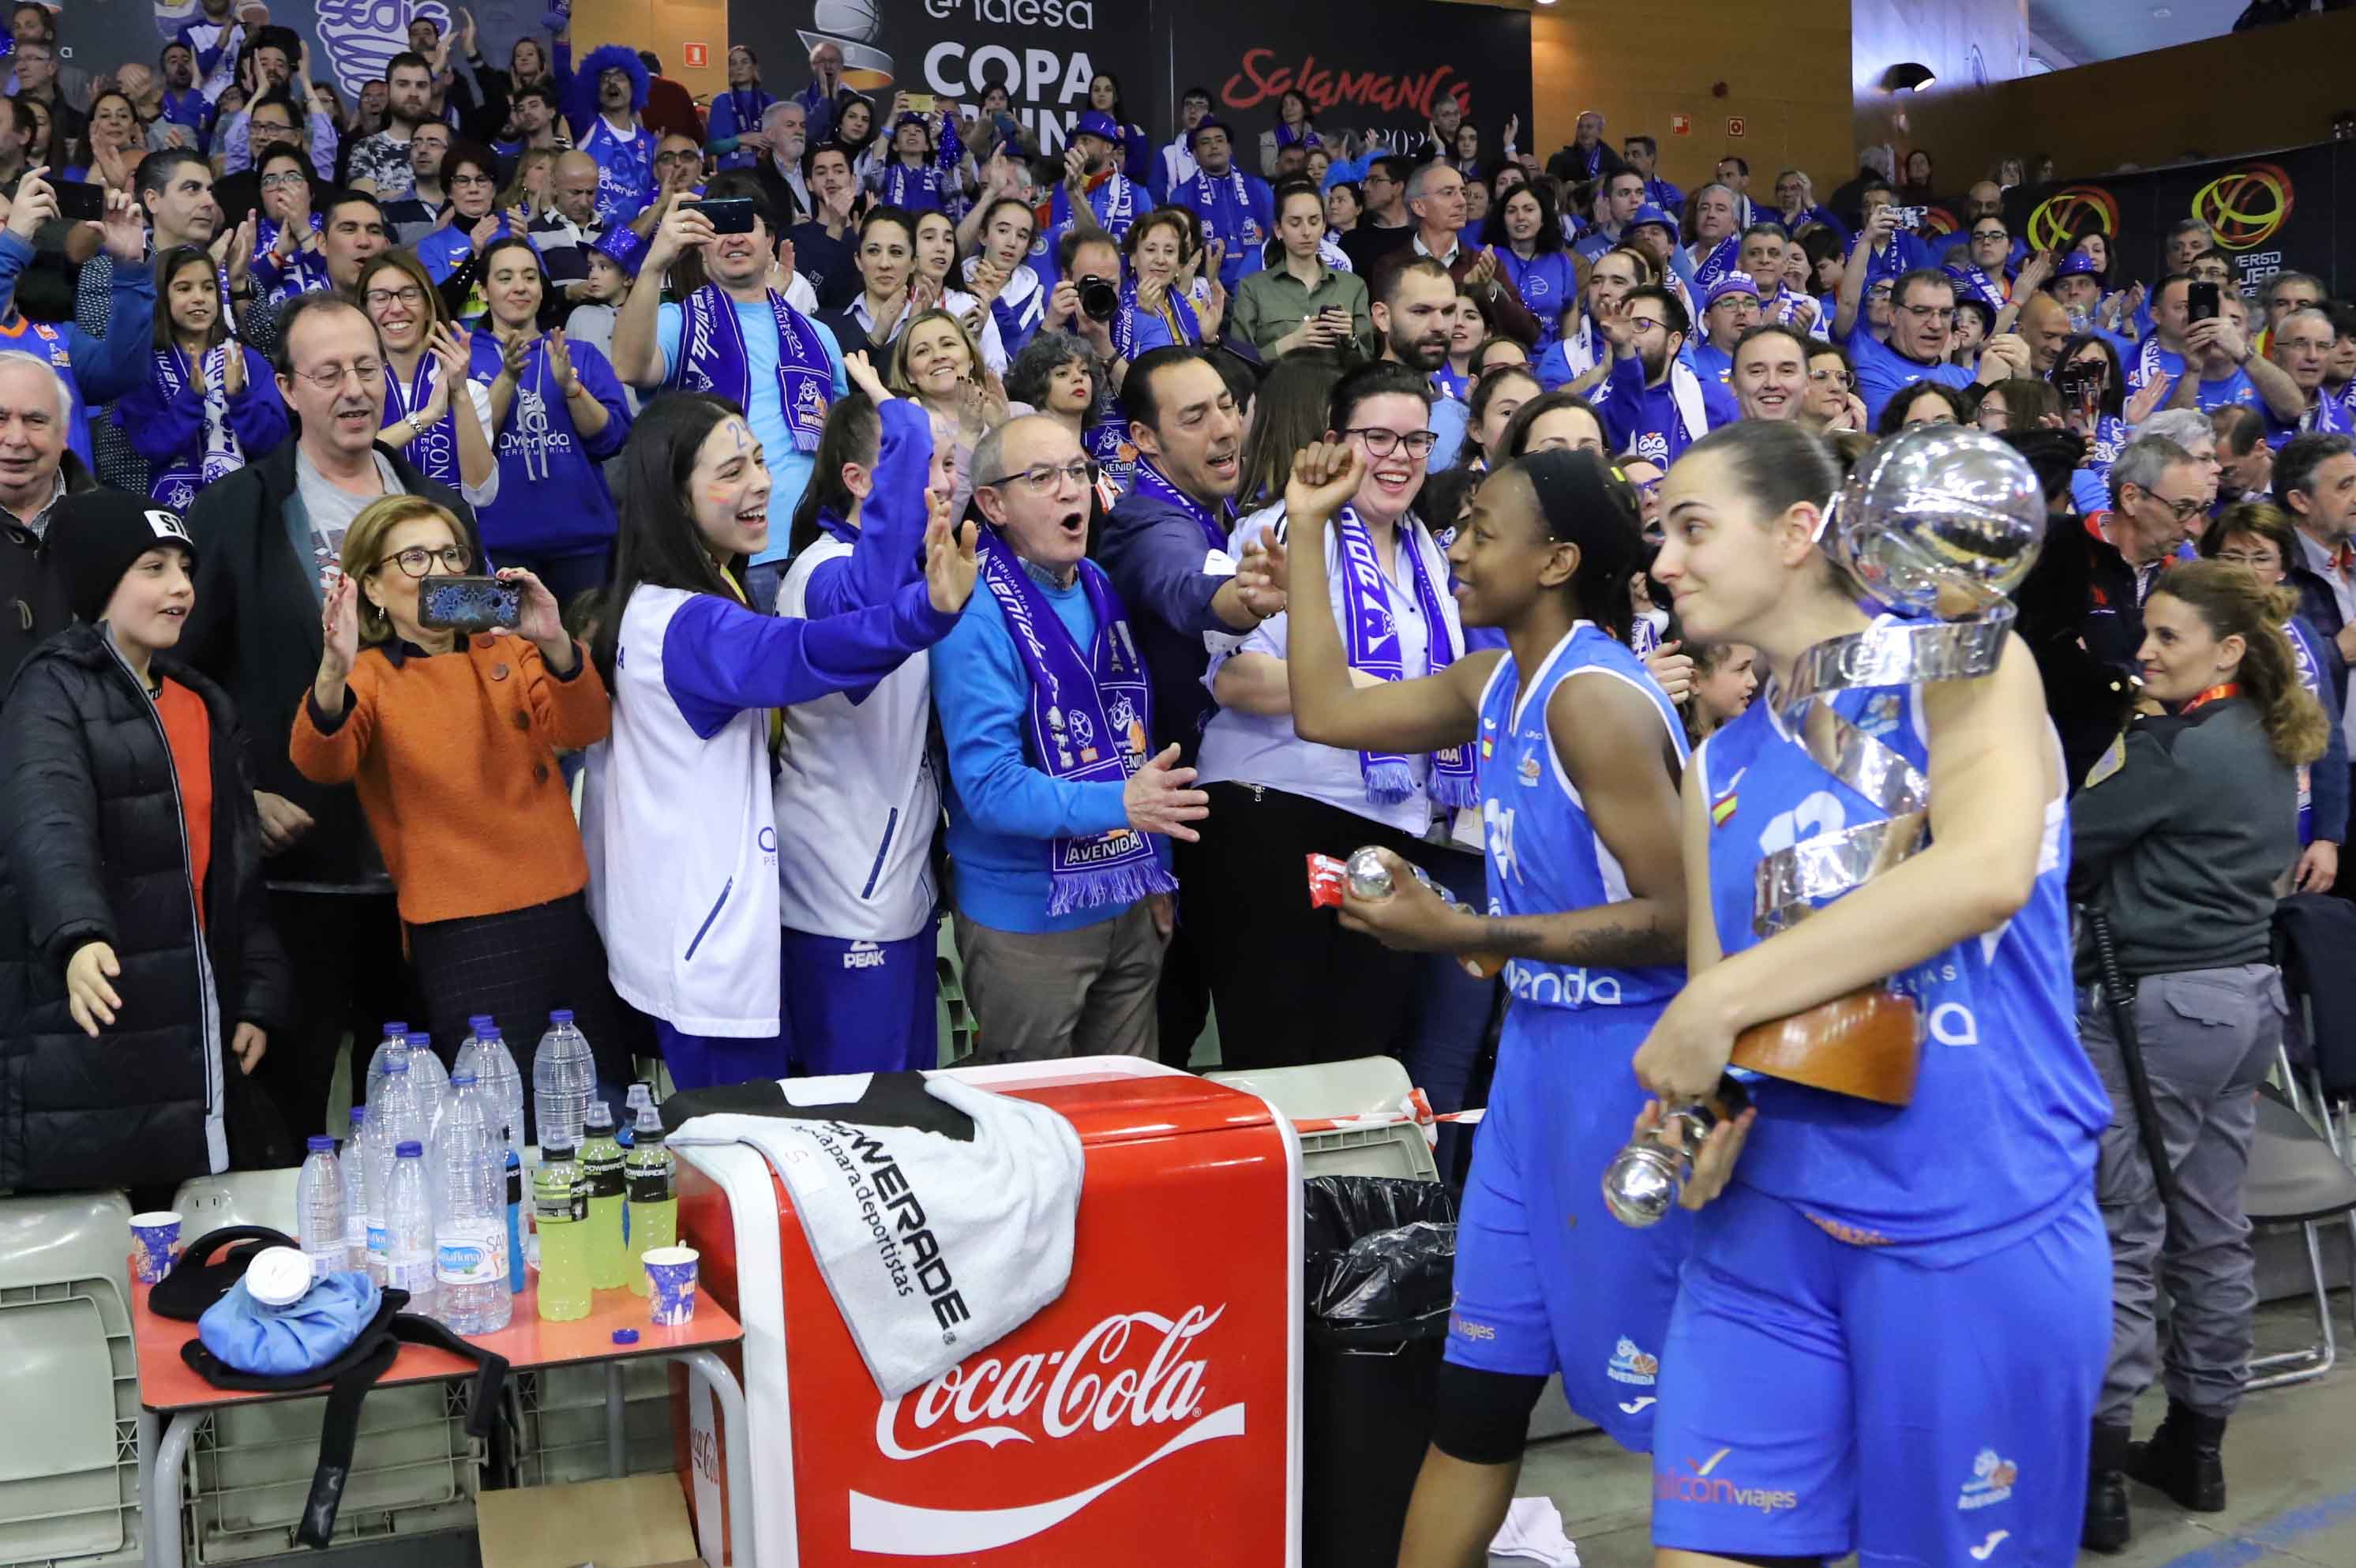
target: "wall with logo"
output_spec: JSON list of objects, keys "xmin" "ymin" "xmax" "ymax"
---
[
  {"xmin": 1853, "ymin": 7, "xmax": 2356, "ymax": 189},
  {"xmin": 1523, "ymin": 0, "xmax": 1851, "ymax": 206},
  {"xmin": 80, "ymin": 2, "xmax": 557, "ymax": 102}
]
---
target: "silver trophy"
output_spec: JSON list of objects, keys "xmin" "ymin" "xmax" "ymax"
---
[{"xmin": 1602, "ymin": 426, "xmax": 2047, "ymax": 1226}]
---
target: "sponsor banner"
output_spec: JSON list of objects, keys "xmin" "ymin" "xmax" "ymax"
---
[
  {"xmin": 1991, "ymin": 141, "xmax": 2342, "ymax": 295},
  {"xmin": 731, "ymin": 0, "xmax": 1530, "ymax": 159}
]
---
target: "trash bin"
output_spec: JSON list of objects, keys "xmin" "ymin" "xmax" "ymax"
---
[{"xmin": 1301, "ymin": 1174, "xmax": 1458, "ymax": 1568}]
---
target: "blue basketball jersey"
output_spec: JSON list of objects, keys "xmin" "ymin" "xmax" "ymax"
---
[
  {"xmin": 1476, "ymin": 623, "xmax": 1689, "ymax": 1011},
  {"xmin": 1694, "ymin": 654, "xmax": 2107, "ymax": 1262}
]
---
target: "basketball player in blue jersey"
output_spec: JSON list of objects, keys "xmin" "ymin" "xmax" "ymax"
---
[
  {"xmin": 1637, "ymin": 419, "xmax": 2110, "ymax": 1568},
  {"xmin": 1272, "ymin": 439, "xmax": 1693, "ymax": 1566}
]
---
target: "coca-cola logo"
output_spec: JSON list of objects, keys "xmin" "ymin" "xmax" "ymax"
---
[{"xmin": 851, "ymin": 1305, "xmax": 1246, "ymax": 1555}]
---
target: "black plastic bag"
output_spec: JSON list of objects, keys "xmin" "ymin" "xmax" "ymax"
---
[{"xmin": 1302, "ymin": 1175, "xmax": 1457, "ymax": 1349}]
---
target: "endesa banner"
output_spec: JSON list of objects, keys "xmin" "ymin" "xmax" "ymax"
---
[
  {"xmin": 731, "ymin": 0, "xmax": 1531, "ymax": 157},
  {"xmin": 1991, "ymin": 141, "xmax": 2350, "ymax": 296}
]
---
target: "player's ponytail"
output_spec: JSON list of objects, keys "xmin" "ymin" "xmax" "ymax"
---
[{"xmin": 2152, "ymin": 560, "xmax": 2328, "ymax": 768}]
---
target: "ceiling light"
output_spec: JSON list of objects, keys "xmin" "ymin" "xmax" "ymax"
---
[{"xmin": 1879, "ymin": 62, "xmax": 1938, "ymax": 92}]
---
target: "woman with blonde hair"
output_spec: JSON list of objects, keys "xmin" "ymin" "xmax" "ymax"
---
[
  {"xmin": 2073, "ymin": 558, "xmax": 2328, "ymax": 1548},
  {"xmin": 291, "ymin": 495, "xmax": 625, "ymax": 1105},
  {"xmin": 887, "ymin": 306, "xmax": 1020, "ymax": 521}
]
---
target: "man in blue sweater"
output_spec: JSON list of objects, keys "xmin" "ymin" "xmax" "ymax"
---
[
  {"xmin": 936, "ymin": 413, "xmax": 1212, "ymax": 1062},
  {"xmin": 1596, "ymin": 283, "xmax": 1735, "ymax": 466}
]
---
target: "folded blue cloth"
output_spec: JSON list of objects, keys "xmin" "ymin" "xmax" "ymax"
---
[{"xmin": 198, "ymin": 1271, "xmax": 383, "ymax": 1376}]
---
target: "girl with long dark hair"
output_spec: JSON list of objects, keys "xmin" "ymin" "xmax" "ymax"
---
[
  {"xmin": 1482, "ymin": 180, "xmax": 1577, "ymax": 357},
  {"xmin": 115, "ymin": 246, "xmax": 290, "ymax": 509},
  {"xmin": 1272, "ymin": 422, "xmax": 1691, "ymax": 1563},
  {"xmin": 580, "ymin": 393, "xmax": 977, "ymax": 1089}
]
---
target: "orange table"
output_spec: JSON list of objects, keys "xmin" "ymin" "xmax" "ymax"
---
[{"xmin": 132, "ymin": 1276, "xmax": 750, "ymax": 1568}]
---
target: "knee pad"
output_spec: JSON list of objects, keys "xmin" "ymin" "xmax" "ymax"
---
[{"xmin": 1429, "ymin": 1361, "xmax": 1548, "ymax": 1466}]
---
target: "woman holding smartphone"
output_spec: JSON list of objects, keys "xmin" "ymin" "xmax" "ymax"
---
[{"xmin": 1230, "ymin": 181, "xmax": 1371, "ymax": 362}]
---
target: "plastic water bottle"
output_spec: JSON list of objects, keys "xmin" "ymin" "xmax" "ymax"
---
[
  {"xmin": 504, "ymin": 1148, "xmax": 527, "ymax": 1292},
  {"xmin": 365, "ymin": 1056, "xmax": 422, "ymax": 1287},
  {"xmin": 471, "ymin": 1026, "xmax": 527, "ymax": 1172},
  {"xmin": 532, "ymin": 1010, "xmax": 596, "ymax": 1154},
  {"xmin": 295, "ymin": 1136, "xmax": 346, "ymax": 1281},
  {"xmin": 385, "ymin": 1140, "xmax": 438, "ymax": 1318},
  {"xmin": 580, "ymin": 1103, "xmax": 627, "ymax": 1289},
  {"xmin": 363, "ymin": 1021, "xmax": 411, "ymax": 1105},
  {"xmin": 340, "ymin": 1106, "xmax": 369, "ymax": 1269},
  {"xmin": 625, "ymin": 1102, "xmax": 677, "ymax": 1297},
  {"xmin": 534, "ymin": 1142, "xmax": 591, "ymax": 1321},
  {"xmin": 407, "ymin": 1032, "xmax": 451, "ymax": 1141},
  {"xmin": 433, "ymin": 1075, "xmax": 512, "ymax": 1334}
]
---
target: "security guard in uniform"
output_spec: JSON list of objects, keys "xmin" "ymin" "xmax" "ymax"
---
[{"xmin": 2069, "ymin": 559, "xmax": 2329, "ymax": 1551}]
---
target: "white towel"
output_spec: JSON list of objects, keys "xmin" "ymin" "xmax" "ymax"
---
[
  {"xmin": 1668, "ymin": 357, "xmax": 1710, "ymax": 446},
  {"xmin": 1489, "ymin": 1497, "xmax": 1581, "ymax": 1567},
  {"xmin": 670, "ymin": 1074, "xmax": 1086, "ymax": 1396}
]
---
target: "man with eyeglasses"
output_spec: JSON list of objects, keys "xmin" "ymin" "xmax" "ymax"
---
[
  {"xmin": 2260, "ymin": 308, "xmax": 2350, "ymax": 450},
  {"xmin": 1839, "ymin": 253, "xmax": 2009, "ymax": 424},
  {"xmin": 1150, "ymin": 86, "xmax": 1214, "ymax": 204},
  {"xmin": 2081, "ymin": 435, "xmax": 2211, "ymax": 671},
  {"xmin": 936, "ymin": 410, "xmax": 1215, "ymax": 1063},
  {"xmin": 347, "ymin": 52, "xmax": 437, "ymax": 202},
  {"xmin": 215, "ymin": 34, "xmax": 334, "ymax": 179},
  {"xmin": 182, "ymin": 291, "xmax": 482, "ymax": 1141},
  {"xmin": 1690, "ymin": 271, "xmax": 1760, "ymax": 389},
  {"xmin": 1595, "ymin": 283, "xmax": 1733, "ymax": 466},
  {"xmin": 381, "ymin": 120, "xmax": 452, "ymax": 247},
  {"xmin": 1339, "ymin": 153, "xmax": 1416, "ymax": 279}
]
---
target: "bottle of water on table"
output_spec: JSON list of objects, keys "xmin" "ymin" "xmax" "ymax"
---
[
  {"xmin": 340, "ymin": 1105, "xmax": 369, "ymax": 1270},
  {"xmin": 385, "ymin": 1140, "xmax": 438, "ymax": 1319},
  {"xmin": 363, "ymin": 1020, "xmax": 411, "ymax": 1106},
  {"xmin": 295, "ymin": 1135, "xmax": 345, "ymax": 1281},
  {"xmin": 434, "ymin": 1075, "xmax": 512, "ymax": 1334},
  {"xmin": 532, "ymin": 1009, "xmax": 595, "ymax": 1154},
  {"xmin": 365, "ymin": 1053, "xmax": 422, "ymax": 1288}
]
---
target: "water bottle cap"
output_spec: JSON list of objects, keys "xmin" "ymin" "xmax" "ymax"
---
[
  {"xmin": 350, "ymin": 1106, "xmax": 366, "ymax": 1125},
  {"xmin": 452, "ymin": 1073, "xmax": 478, "ymax": 1087},
  {"xmin": 384, "ymin": 1021, "xmax": 408, "ymax": 1036},
  {"xmin": 482, "ymin": 1025, "xmax": 503, "ymax": 1039},
  {"xmin": 306, "ymin": 1135, "xmax": 336, "ymax": 1152},
  {"xmin": 396, "ymin": 1140, "xmax": 423, "ymax": 1157},
  {"xmin": 246, "ymin": 1247, "xmax": 316, "ymax": 1308},
  {"xmin": 611, "ymin": 1328, "xmax": 640, "ymax": 1345},
  {"xmin": 468, "ymin": 1015, "xmax": 494, "ymax": 1030},
  {"xmin": 407, "ymin": 1033, "xmax": 431, "ymax": 1049},
  {"xmin": 550, "ymin": 1009, "xmax": 575, "ymax": 1023}
]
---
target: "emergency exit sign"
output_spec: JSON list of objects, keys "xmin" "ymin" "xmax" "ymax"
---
[{"xmin": 683, "ymin": 42, "xmax": 709, "ymax": 68}]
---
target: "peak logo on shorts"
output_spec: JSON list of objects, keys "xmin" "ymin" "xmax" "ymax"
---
[
  {"xmin": 1606, "ymin": 1336, "xmax": 1658, "ymax": 1386},
  {"xmin": 844, "ymin": 940, "xmax": 887, "ymax": 971},
  {"xmin": 1957, "ymin": 1447, "xmax": 2018, "ymax": 1510},
  {"xmin": 1655, "ymin": 1449, "xmax": 1799, "ymax": 1515}
]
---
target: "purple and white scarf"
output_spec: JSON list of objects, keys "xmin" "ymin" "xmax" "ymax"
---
[
  {"xmin": 668, "ymin": 284, "xmax": 833, "ymax": 454},
  {"xmin": 1945, "ymin": 261, "xmax": 2007, "ymax": 314},
  {"xmin": 1052, "ymin": 173, "xmax": 1139, "ymax": 242},
  {"xmin": 382, "ymin": 354, "xmax": 459, "ymax": 485},
  {"xmin": 1128, "ymin": 458, "xmax": 1229, "ymax": 553},
  {"xmin": 148, "ymin": 344, "xmax": 246, "ymax": 508},
  {"xmin": 977, "ymin": 538, "xmax": 1176, "ymax": 914},
  {"xmin": 1112, "ymin": 277, "xmax": 1200, "ymax": 360},
  {"xmin": 1333, "ymin": 505, "xmax": 1476, "ymax": 808},
  {"xmin": 1690, "ymin": 234, "xmax": 1740, "ymax": 298}
]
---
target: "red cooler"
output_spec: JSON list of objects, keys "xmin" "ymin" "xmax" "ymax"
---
[{"xmin": 674, "ymin": 1057, "xmax": 1304, "ymax": 1566}]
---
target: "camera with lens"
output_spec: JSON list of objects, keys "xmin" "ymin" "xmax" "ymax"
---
[{"xmin": 1078, "ymin": 274, "xmax": 1120, "ymax": 323}]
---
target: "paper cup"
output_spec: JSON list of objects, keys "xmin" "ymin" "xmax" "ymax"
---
[
  {"xmin": 643, "ymin": 1245, "xmax": 699, "ymax": 1326},
  {"xmin": 129, "ymin": 1211, "xmax": 182, "ymax": 1285}
]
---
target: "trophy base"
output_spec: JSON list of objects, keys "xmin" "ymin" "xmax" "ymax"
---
[{"xmin": 1730, "ymin": 988, "xmax": 1921, "ymax": 1106}]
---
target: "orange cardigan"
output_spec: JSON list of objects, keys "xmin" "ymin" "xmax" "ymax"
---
[{"xmin": 290, "ymin": 634, "xmax": 610, "ymax": 926}]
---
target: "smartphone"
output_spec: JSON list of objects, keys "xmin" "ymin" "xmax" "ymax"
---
[
  {"xmin": 905, "ymin": 92, "xmax": 935, "ymax": 114},
  {"xmin": 686, "ymin": 197, "xmax": 755, "ymax": 234},
  {"xmin": 54, "ymin": 180, "xmax": 104, "ymax": 223},
  {"xmin": 1892, "ymin": 205, "xmax": 1926, "ymax": 230},
  {"xmin": 2056, "ymin": 361, "xmax": 2100, "ymax": 407},
  {"xmin": 418, "ymin": 576, "xmax": 521, "ymax": 633},
  {"xmin": 2188, "ymin": 280, "xmax": 2222, "ymax": 323}
]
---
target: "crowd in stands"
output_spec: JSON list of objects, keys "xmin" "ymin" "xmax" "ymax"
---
[{"xmin": 0, "ymin": 1, "xmax": 2345, "ymax": 1555}]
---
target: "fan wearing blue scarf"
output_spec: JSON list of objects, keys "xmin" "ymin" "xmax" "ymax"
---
[
  {"xmin": 879, "ymin": 103, "xmax": 965, "ymax": 216},
  {"xmin": 1172, "ymin": 118, "xmax": 1270, "ymax": 296},
  {"xmin": 933, "ymin": 412, "xmax": 1215, "ymax": 1062},
  {"xmin": 610, "ymin": 175, "xmax": 850, "ymax": 606}
]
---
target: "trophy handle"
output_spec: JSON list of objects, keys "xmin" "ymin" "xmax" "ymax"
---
[{"xmin": 1729, "ymin": 988, "xmax": 1921, "ymax": 1106}]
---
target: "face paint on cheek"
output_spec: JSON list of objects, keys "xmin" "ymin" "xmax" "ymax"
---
[{"xmin": 706, "ymin": 485, "xmax": 736, "ymax": 507}]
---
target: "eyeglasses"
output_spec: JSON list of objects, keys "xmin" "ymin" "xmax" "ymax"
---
[
  {"xmin": 1866, "ymin": 283, "xmax": 1894, "ymax": 300},
  {"xmin": 1971, "ymin": 228, "xmax": 2008, "ymax": 242},
  {"xmin": 449, "ymin": 171, "xmax": 496, "ymax": 188},
  {"xmin": 1897, "ymin": 303, "xmax": 1956, "ymax": 323},
  {"xmin": 980, "ymin": 458, "xmax": 1101, "ymax": 493},
  {"xmin": 2146, "ymin": 493, "xmax": 2208, "ymax": 523},
  {"xmin": 251, "ymin": 119, "xmax": 296, "ymax": 134},
  {"xmin": 259, "ymin": 171, "xmax": 306, "ymax": 189},
  {"xmin": 375, "ymin": 543, "xmax": 474, "ymax": 578},
  {"xmin": 656, "ymin": 150, "xmax": 702, "ymax": 167},
  {"xmin": 1634, "ymin": 476, "xmax": 1664, "ymax": 497},
  {"xmin": 2215, "ymin": 550, "xmax": 2279, "ymax": 568},
  {"xmin": 364, "ymin": 285, "xmax": 425, "ymax": 308},
  {"xmin": 1347, "ymin": 427, "xmax": 1439, "ymax": 459},
  {"xmin": 294, "ymin": 358, "xmax": 384, "ymax": 389}
]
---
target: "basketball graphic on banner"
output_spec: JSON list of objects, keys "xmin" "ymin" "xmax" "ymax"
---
[
  {"xmin": 2193, "ymin": 162, "xmax": 2295, "ymax": 252},
  {"xmin": 802, "ymin": 0, "xmax": 895, "ymax": 88},
  {"xmin": 2027, "ymin": 185, "xmax": 2119, "ymax": 252}
]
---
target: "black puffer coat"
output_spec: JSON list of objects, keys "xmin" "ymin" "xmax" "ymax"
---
[{"xmin": 0, "ymin": 624, "xmax": 291, "ymax": 1191}]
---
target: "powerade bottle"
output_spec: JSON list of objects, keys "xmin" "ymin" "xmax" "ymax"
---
[
  {"xmin": 534, "ymin": 1142, "xmax": 591, "ymax": 1322},
  {"xmin": 580, "ymin": 1103, "xmax": 627, "ymax": 1290},
  {"xmin": 625, "ymin": 1101, "xmax": 677, "ymax": 1297}
]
